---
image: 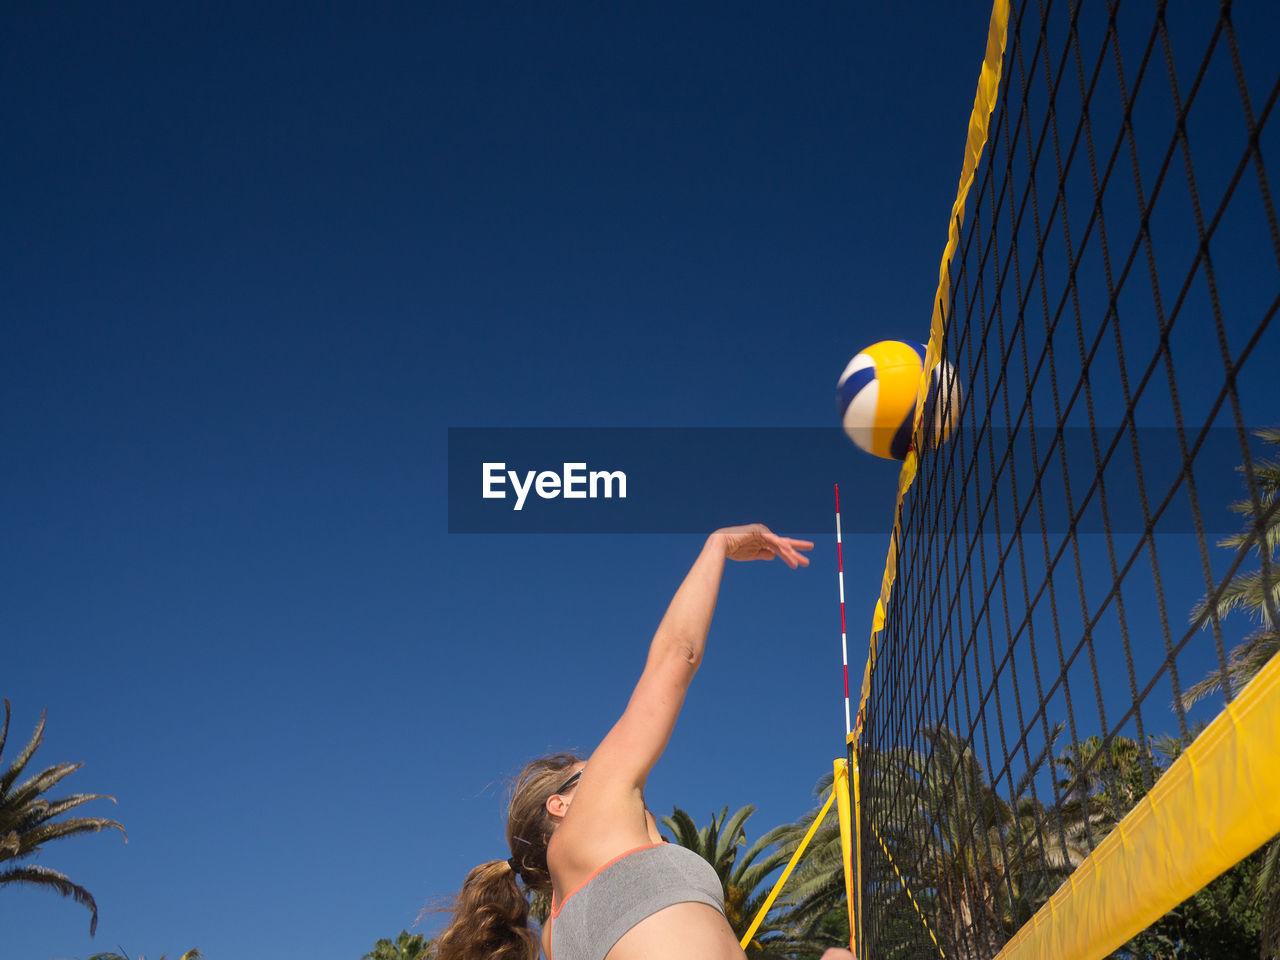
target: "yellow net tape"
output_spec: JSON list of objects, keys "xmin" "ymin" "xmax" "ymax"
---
[
  {"xmin": 850, "ymin": 0, "xmax": 1010, "ymax": 748},
  {"xmin": 992, "ymin": 650, "xmax": 1280, "ymax": 960},
  {"xmin": 868, "ymin": 817, "xmax": 947, "ymax": 959}
]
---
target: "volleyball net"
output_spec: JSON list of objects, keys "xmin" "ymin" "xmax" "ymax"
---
[{"xmin": 846, "ymin": 1, "xmax": 1280, "ymax": 958}]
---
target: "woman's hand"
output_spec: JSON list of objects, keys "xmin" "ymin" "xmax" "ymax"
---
[{"xmin": 712, "ymin": 523, "xmax": 814, "ymax": 568}]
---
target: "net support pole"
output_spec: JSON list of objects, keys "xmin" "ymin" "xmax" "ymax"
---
[
  {"xmin": 839, "ymin": 751, "xmax": 865, "ymax": 960},
  {"xmin": 833, "ymin": 758, "xmax": 856, "ymax": 957},
  {"xmin": 836, "ymin": 484, "xmax": 850, "ymax": 737},
  {"xmin": 854, "ymin": 752, "xmax": 863, "ymax": 960}
]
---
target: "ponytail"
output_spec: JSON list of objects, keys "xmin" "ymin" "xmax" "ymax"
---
[
  {"xmin": 434, "ymin": 860, "xmax": 538, "ymax": 960},
  {"xmin": 435, "ymin": 753, "xmax": 582, "ymax": 960}
]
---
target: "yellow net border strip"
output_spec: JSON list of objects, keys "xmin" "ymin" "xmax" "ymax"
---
[{"xmin": 993, "ymin": 650, "xmax": 1280, "ymax": 960}]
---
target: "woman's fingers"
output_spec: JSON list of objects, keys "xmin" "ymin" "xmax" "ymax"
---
[
  {"xmin": 769, "ymin": 540, "xmax": 798, "ymax": 568},
  {"xmin": 785, "ymin": 538, "xmax": 814, "ymax": 568},
  {"xmin": 764, "ymin": 532, "xmax": 811, "ymax": 568}
]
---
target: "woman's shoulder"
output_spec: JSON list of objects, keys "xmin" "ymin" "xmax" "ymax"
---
[{"xmin": 548, "ymin": 789, "xmax": 652, "ymax": 895}]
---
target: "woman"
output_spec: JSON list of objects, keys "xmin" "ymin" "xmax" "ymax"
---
[{"xmin": 436, "ymin": 524, "xmax": 855, "ymax": 960}]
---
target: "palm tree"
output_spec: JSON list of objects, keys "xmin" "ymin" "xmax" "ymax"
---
[
  {"xmin": 87, "ymin": 951, "xmax": 202, "ymax": 960},
  {"xmin": 362, "ymin": 930, "xmax": 435, "ymax": 960},
  {"xmin": 881, "ymin": 730, "xmax": 1011, "ymax": 959},
  {"xmin": 1052, "ymin": 733, "xmax": 1152, "ymax": 849},
  {"xmin": 0, "ymin": 699, "xmax": 127, "ymax": 935},
  {"xmin": 1181, "ymin": 426, "xmax": 1280, "ymax": 957},
  {"xmin": 1182, "ymin": 426, "xmax": 1280, "ymax": 708},
  {"xmin": 660, "ymin": 804, "xmax": 793, "ymax": 956}
]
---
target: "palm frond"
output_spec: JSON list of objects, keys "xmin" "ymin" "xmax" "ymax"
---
[
  {"xmin": 717, "ymin": 804, "xmax": 756, "ymax": 868},
  {"xmin": 0, "ymin": 710, "xmax": 47, "ymax": 796},
  {"xmin": 9, "ymin": 815, "xmax": 127, "ymax": 860},
  {"xmin": 1257, "ymin": 835, "xmax": 1280, "ymax": 957},
  {"xmin": 0, "ymin": 786, "xmax": 118, "ymax": 837},
  {"xmin": 0, "ymin": 700, "xmax": 10, "ymax": 763},
  {"xmin": 3, "ymin": 762, "xmax": 88, "ymax": 815},
  {"xmin": 1181, "ymin": 627, "xmax": 1280, "ymax": 708},
  {"xmin": 660, "ymin": 807, "xmax": 702, "ymax": 849},
  {"xmin": 0, "ymin": 862, "xmax": 100, "ymax": 934}
]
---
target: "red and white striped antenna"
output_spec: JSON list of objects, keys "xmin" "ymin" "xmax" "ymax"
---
[{"xmin": 835, "ymin": 483, "xmax": 850, "ymax": 737}]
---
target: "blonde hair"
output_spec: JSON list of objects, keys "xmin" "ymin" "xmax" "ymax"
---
[{"xmin": 434, "ymin": 753, "xmax": 581, "ymax": 960}]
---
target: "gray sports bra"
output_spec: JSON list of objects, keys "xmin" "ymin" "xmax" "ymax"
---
[{"xmin": 548, "ymin": 842, "xmax": 725, "ymax": 960}]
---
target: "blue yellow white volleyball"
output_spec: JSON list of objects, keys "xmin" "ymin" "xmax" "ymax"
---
[{"xmin": 836, "ymin": 340, "xmax": 962, "ymax": 460}]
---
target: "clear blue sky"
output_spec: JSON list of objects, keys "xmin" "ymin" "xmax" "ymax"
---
[{"xmin": 3, "ymin": 3, "xmax": 1277, "ymax": 959}]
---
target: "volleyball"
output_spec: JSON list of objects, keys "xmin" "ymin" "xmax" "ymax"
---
[{"xmin": 836, "ymin": 340, "xmax": 962, "ymax": 460}]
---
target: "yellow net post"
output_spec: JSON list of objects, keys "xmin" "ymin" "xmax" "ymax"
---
[
  {"xmin": 853, "ymin": 753, "xmax": 863, "ymax": 960},
  {"xmin": 833, "ymin": 757, "xmax": 857, "ymax": 957}
]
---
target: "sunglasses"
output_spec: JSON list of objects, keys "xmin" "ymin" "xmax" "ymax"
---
[{"xmin": 555, "ymin": 769, "xmax": 583, "ymax": 794}]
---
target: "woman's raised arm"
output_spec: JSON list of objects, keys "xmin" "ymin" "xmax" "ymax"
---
[{"xmin": 585, "ymin": 524, "xmax": 812, "ymax": 793}]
